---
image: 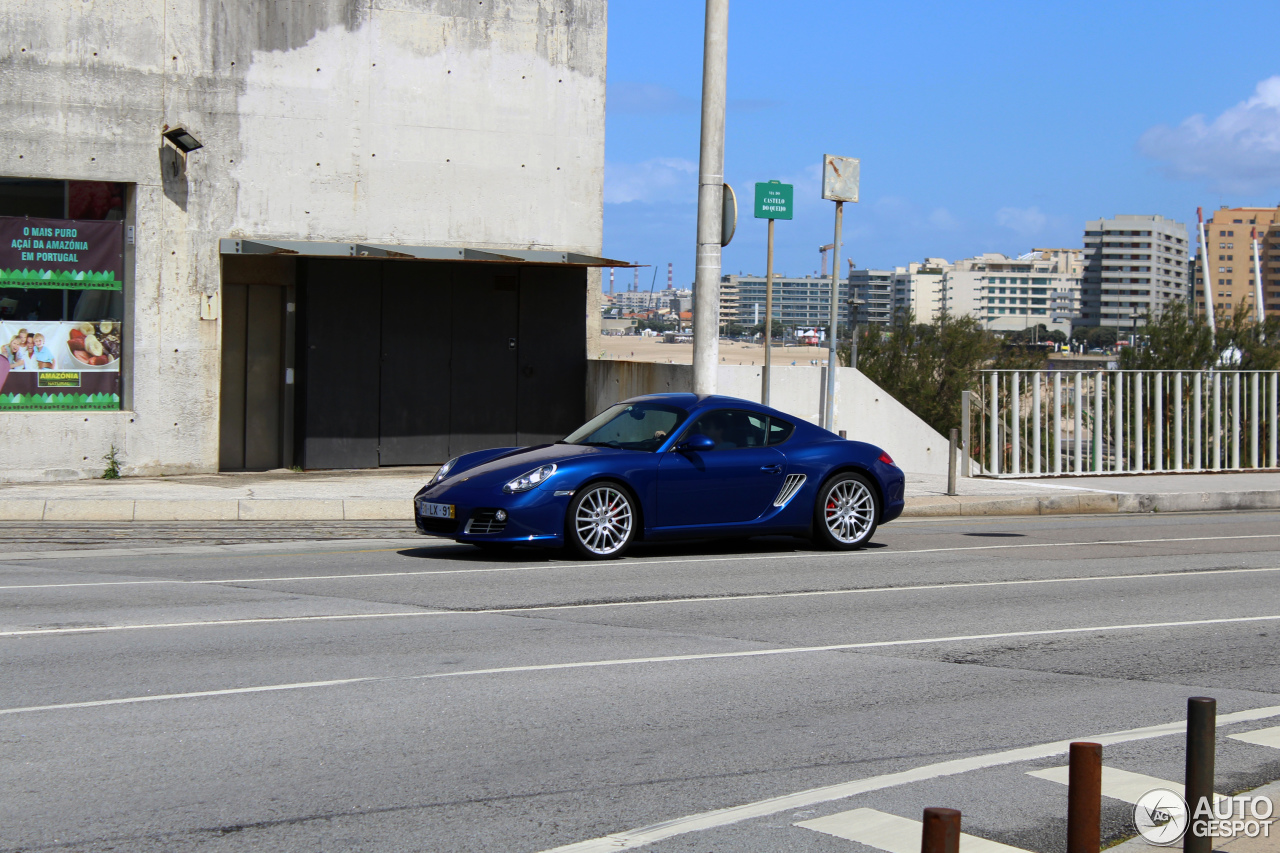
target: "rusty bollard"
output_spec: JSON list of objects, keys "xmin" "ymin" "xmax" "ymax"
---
[
  {"xmin": 921, "ymin": 807, "xmax": 961, "ymax": 853},
  {"xmin": 1185, "ymin": 697, "xmax": 1216, "ymax": 853},
  {"xmin": 1068, "ymin": 742, "xmax": 1102, "ymax": 853}
]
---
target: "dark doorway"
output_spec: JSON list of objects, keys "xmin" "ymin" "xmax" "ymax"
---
[
  {"xmin": 295, "ymin": 259, "xmax": 586, "ymax": 469},
  {"xmin": 219, "ymin": 257, "xmax": 293, "ymax": 471}
]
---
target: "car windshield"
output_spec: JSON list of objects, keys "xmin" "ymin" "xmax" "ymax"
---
[{"xmin": 562, "ymin": 403, "xmax": 688, "ymax": 452}]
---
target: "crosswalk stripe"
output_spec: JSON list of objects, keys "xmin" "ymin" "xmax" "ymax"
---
[
  {"xmin": 795, "ymin": 807, "xmax": 1030, "ymax": 853},
  {"xmin": 1027, "ymin": 766, "xmax": 1227, "ymax": 805},
  {"xmin": 1229, "ymin": 725, "xmax": 1280, "ymax": 749}
]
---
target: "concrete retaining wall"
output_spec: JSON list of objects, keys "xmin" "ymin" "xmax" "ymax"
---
[{"xmin": 586, "ymin": 360, "xmax": 951, "ymax": 476}]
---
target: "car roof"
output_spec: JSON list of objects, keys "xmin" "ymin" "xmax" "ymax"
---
[{"xmin": 619, "ymin": 392, "xmax": 774, "ymax": 416}]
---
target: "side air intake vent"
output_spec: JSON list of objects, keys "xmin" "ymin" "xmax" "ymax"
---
[{"xmin": 773, "ymin": 474, "xmax": 807, "ymax": 508}]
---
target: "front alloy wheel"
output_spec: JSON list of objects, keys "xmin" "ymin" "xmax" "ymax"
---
[
  {"xmin": 813, "ymin": 472, "xmax": 879, "ymax": 550},
  {"xmin": 567, "ymin": 483, "xmax": 636, "ymax": 559}
]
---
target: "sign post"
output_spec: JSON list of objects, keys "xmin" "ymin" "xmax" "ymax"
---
[
  {"xmin": 820, "ymin": 155, "xmax": 859, "ymax": 433},
  {"xmin": 754, "ymin": 181, "xmax": 793, "ymax": 406}
]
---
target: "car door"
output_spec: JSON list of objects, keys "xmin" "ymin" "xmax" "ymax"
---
[{"xmin": 654, "ymin": 409, "xmax": 785, "ymax": 528}]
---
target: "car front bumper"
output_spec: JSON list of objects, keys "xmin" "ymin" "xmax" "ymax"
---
[{"xmin": 414, "ymin": 481, "xmax": 570, "ymax": 547}]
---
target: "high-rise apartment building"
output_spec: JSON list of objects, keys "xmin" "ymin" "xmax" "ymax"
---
[
  {"xmin": 847, "ymin": 267, "xmax": 895, "ymax": 326},
  {"xmin": 1192, "ymin": 206, "xmax": 1280, "ymax": 320},
  {"xmin": 1080, "ymin": 214, "xmax": 1190, "ymax": 327}
]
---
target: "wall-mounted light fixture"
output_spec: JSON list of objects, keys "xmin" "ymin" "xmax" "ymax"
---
[{"xmin": 162, "ymin": 126, "xmax": 203, "ymax": 154}]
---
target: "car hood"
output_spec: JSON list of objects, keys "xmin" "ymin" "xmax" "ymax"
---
[{"xmin": 433, "ymin": 443, "xmax": 629, "ymax": 491}]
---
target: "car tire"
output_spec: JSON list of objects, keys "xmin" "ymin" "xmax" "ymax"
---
[
  {"xmin": 566, "ymin": 481, "xmax": 637, "ymax": 559},
  {"xmin": 812, "ymin": 471, "xmax": 879, "ymax": 550}
]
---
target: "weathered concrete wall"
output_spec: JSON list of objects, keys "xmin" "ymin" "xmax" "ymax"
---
[
  {"xmin": 0, "ymin": 0, "xmax": 607, "ymax": 482},
  {"xmin": 586, "ymin": 360, "xmax": 951, "ymax": 476}
]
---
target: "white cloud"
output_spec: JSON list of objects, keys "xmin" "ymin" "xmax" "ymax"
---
[
  {"xmin": 928, "ymin": 207, "xmax": 960, "ymax": 231},
  {"xmin": 1139, "ymin": 77, "xmax": 1280, "ymax": 193},
  {"xmin": 605, "ymin": 158, "xmax": 698, "ymax": 204},
  {"xmin": 996, "ymin": 206, "xmax": 1047, "ymax": 236}
]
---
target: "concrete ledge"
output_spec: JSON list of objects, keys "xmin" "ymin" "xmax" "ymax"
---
[
  {"xmin": 43, "ymin": 500, "xmax": 135, "ymax": 521},
  {"xmin": 134, "ymin": 500, "xmax": 239, "ymax": 521},
  {"xmin": 0, "ymin": 499, "xmax": 47, "ymax": 521},
  {"xmin": 5, "ymin": 490, "xmax": 1280, "ymax": 522},
  {"xmin": 237, "ymin": 499, "xmax": 345, "ymax": 521},
  {"xmin": 901, "ymin": 489, "xmax": 1280, "ymax": 518},
  {"xmin": 344, "ymin": 499, "xmax": 412, "ymax": 520}
]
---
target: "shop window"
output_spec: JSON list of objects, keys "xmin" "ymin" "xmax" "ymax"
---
[{"xmin": 1, "ymin": 178, "xmax": 127, "ymax": 411}]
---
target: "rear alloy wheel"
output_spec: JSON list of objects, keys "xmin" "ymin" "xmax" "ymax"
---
[
  {"xmin": 813, "ymin": 472, "xmax": 879, "ymax": 550},
  {"xmin": 567, "ymin": 482, "xmax": 636, "ymax": 559}
]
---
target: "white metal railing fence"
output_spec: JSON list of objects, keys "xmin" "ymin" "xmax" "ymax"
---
[{"xmin": 968, "ymin": 370, "xmax": 1280, "ymax": 477}]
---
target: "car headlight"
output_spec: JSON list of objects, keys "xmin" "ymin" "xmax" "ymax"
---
[
  {"xmin": 503, "ymin": 463, "xmax": 557, "ymax": 493},
  {"xmin": 431, "ymin": 457, "xmax": 459, "ymax": 485}
]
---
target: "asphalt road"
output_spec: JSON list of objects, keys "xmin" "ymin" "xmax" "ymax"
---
[{"xmin": 4, "ymin": 512, "xmax": 1280, "ymax": 852}]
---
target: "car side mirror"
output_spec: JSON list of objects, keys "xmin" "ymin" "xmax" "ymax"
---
[{"xmin": 677, "ymin": 433, "xmax": 715, "ymax": 452}]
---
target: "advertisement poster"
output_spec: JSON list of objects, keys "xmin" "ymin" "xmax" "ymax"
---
[
  {"xmin": 0, "ymin": 215, "xmax": 124, "ymax": 409},
  {"xmin": 0, "ymin": 320, "xmax": 122, "ymax": 409},
  {"xmin": 0, "ymin": 216, "xmax": 124, "ymax": 290}
]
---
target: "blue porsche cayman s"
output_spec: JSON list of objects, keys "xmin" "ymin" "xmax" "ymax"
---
[{"xmin": 414, "ymin": 393, "xmax": 905, "ymax": 559}]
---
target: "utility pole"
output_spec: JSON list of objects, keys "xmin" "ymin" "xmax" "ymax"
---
[{"xmin": 691, "ymin": 0, "xmax": 729, "ymax": 397}]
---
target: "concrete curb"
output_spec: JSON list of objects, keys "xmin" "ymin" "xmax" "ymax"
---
[
  {"xmin": 0, "ymin": 499, "xmax": 413, "ymax": 522},
  {"xmin": 1, "ymin": 491, "xmax": 1279, "ymax": 522},
  {"xmin": 901, "ymin": 489, "xmax": 1280, "ymax": 518}
]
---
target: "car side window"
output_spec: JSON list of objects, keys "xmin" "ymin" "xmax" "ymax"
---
[
  {"xmin": 685, "ymin": 410, "xmax": 768, "ymax": 450},
  {"xmin": 767, "ymin": 417, "xmax": 795, "ymax": 446}
]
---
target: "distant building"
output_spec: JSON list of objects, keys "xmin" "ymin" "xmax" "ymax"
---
[
  {"xmin": 890, "ymin": 259, "xmax": 949, "ymax": 323},
  {"xmin": 887, "ymin": 251, "xmax": 1082, "ymax": 333},
  {"xmin": 1192, "ymin": 206, "xmax": 1280, "ymax": 320},
  {"xmin": 1080, "ymin": 214, "xmax": 1190, "ymax": 327},
  {"xmin": 722, "ymin": 274, "xmax": 850, "ymax": 332},
  {"xmin": 847, "ymin": 267, "xmax": 895, "ymax": 326}
]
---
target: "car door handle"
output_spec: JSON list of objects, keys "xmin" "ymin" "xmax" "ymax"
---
[{"xmin": 760, "ymin": 465, "xmax": 783, "ymax": 474}]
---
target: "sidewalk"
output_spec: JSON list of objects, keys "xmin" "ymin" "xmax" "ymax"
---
[{"xmin": 1, "ymin": 467, "xmax": 1279, "ymax": 522}]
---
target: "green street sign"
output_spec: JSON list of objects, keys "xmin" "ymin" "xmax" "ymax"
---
[{"xmin": 754, "ymin": 181, "xmax": 793, "ymax": 220}]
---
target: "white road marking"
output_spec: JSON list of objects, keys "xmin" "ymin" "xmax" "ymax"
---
[
  {"xmin": 4, "ymin": 533, "xmax": 1280, "ymax": 590},
  {"xmin": 5, "ymin": 565, "xmax": 1280, "ymax": 638},
  {"xmin": 0, "ymin": 539, "xmax": 434, "ymax": 563},
  {"xmin": 535, "ymin": 704, "xmax": 1280, "ymax": 853},
  {"xmin": 796, "ymin": 807, "xmax": 1029, "ymax": 853},
  {"xmin": 6, "ymin": 614, "xmax": 1280, "ymax": 713},
  {"xmin": 1229, "ymin": 724, "xmax": 1280, "ymax": 749},
  {"xmin": 1027, "ymin": 766, "xmax": 1227, "ymax": 805}
]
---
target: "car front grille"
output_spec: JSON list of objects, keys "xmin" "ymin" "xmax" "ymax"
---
[
  {"xmin": 464, "ymin": 509, "xmax": 508, "ymax": 535},
  {"xmin": 418, "ymin": 516, "xmax": 459, "ymax": 535}
]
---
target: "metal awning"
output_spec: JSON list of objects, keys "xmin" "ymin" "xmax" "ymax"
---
[{"xmin": 219, "ymin": 238, "xmax": 635, "ymax": 267}]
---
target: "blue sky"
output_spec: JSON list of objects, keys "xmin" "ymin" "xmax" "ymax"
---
[{"xmin": 602, "ymin": 1, "xmax": 1280, "ymax": 286}]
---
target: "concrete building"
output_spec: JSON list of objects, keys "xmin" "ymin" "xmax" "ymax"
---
[
  {"xmin": 1080, "ymin": 214, "xmax": 1190, "ymax": 327},
  {"xmin": 1192, "ymin": 206, "xmax": 1280, "ymax": 320},
  {"xmin": 890, "ymin": 259, "xmax": 948, "ymax": 323},
  {"xmin": 847, "ymin": 266, "xmax": 895, "ymax": 326},
  {"xmin": 955, "ymin": 250, "xmax": 1082, "ymax": 333},
  {"xmin": 0, "ymin": 1, "xmax": 613, "ymax": 481},
  {"xmin": 723, "ymin": 274, "xmax": 850, "ymax": 333},
  {"xmin": 883, "ymin": 251, "xmax": 1082, "ymax": 333}
]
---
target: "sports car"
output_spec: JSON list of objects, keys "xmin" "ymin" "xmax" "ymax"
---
[{"xmin": 413, "ymin": 392, "xmax": 905, "ymax": 558}]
